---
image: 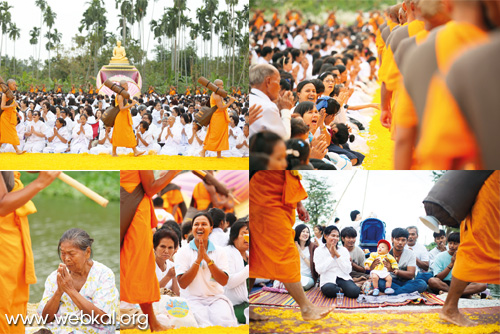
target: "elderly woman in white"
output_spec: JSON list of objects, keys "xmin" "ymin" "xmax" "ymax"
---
[
  {"xmin": 43, "ymin": 118, "xmax": 71, "ymax": 153},
  {"xmin": 159, "ymin": 116, "xmax": 182, "ymax": 155},
  {"xmin": 185, "ymin": 123, "xmax": 206, "ymax": 157},
  {"xmin": 224, "ymin": 219, "xmax": 249, "ymax": 324},
  {"xmin": 70, "ymin": 114, "xmax": 93, "ymax": 153},
  {"xmin": 175, "ymin": 213, "xmax": 238, "ymax": 327},
  {"xmin": 313, "ymin": 225, "xmax": 361, "ymax": 299},
  {"xmin": 23, "ymin": 111, "xmax": 47, "ymax": 153},
  {"xmin": 90, "ymin": 126, "xmax": 113, "ymax": 155}
]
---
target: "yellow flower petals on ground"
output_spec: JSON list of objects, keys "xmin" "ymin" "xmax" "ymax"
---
[
  {"xmin": 0, "ymin": 153, "xmax": 248, "ymax": 170},
  {"xmin": 251, "ymin": 307, "xmax": 500, "ymax": 334},
  {"xmin": 359, "ymin": 87, "xmax": 394, "ymax": 170},
  {"xmin": 121, "ymin": 325, "xmax": 248, "ymax": 334}
]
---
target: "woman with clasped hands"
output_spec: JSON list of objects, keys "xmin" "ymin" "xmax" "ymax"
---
[{"xmin": 174, "ymin": 213, "xmax": 238, "ymax": 327}]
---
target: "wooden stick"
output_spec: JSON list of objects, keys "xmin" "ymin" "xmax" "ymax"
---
[{"xmin": 57, "ymin": 173, "xmax": 109, "ymax": 207}]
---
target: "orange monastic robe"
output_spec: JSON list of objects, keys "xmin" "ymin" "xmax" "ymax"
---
[
  {"xmin": 203, "ymin": 94, "xmax": 229, "ymax": 152},
  {"xmin": 249, "ymin": 171, "xmax": 308, "ymax": 283},
  {"xmin": 112, "ymin": 97, "xmax": 137, "ymax": 148},
  {"xmin": 0, "ymin": 104, "xmax": 20, "ymax": 146},
  {"xmin": 0, "ymin": 172, "xmax": 37, "ymax": 334},
  {"xmin": 120, "ymin": 171, "xmax": 160, "ymax": 304},
  {"xmin": 162, "ymin": 187, "xmax": 185, "ymax": 224},
  {"xmin": 454, "ymin": 171, "xmax": 500, "ymax": 284},
  {"xmin": 192, "ymin": 182, "xmax": 212, "ymax": 211}
]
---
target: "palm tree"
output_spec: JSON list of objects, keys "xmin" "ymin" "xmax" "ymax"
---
[
  {"xmin": 43, "ymin": 5, "xmax": 57, "ymax": 78},
  {"xmin": 8, "ymin": 23, "xmax": 20, "ymax": 75},
  {"xmin": 134, "ymin": 0, "xmax": 148, "ymax": 62},
  {"xmin": 29, "ymin": 27, "xmax": 40, "ymax": 72},
  {"xmin": 0, "ymin": 1, "xmax": 13, "ymax": 69},
  {"xmin": 35, "ymin": 0, "xmax": 47, "ymax": 70},
  {"xmin": 115, "ymin": 0, "xmax": 134, "ymax": 45},
  {"xmin": 203, "ymin": 0, "xmax": 218, "ymax": 75},
  {"xmin": 225, "ymin": 0, "xmax": 239, "ymax": 86},
  {"xmin": 45, "ymin": 28, "xmax": 61, "ymax": 79},
  {"xmin": 79, "ymin": 0, "xmax": 108, "ymax": 77}
]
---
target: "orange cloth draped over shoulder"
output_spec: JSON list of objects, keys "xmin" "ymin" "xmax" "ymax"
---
[
  {"xmin": 120, "ymin": 171, "xmax": 160, "ymax": 304},
  {"xmin": 0, "ymin": 172, "xmax": 37, "ymax": 334},
  {"xmin": 0, "ymin": 104, "xmax": 20, "ymax": 146},
  {"xmin": 453, "ymin": 171, "xmax": 500, "ymax": 284},
  {"xmin": 162, "ymin": 188, "xmax": 185, "ymax": 223},
  {"xmin": 414, "ymin": 22, "xmax": 488, "ymax": 169},
  {"xmin": 249, "ymin": 171, "xmax": 308, "ymax": 283},
  {"xmin": 203, "ymin": 94, "xmax": 229, "ymax": 152},
  {"xmin": 192, "ymin": 182, "xmax": 212, "ymax": 211},
  {"xmin": 112, "ymin": 96, "xmax": 137, "ymax": 148}
]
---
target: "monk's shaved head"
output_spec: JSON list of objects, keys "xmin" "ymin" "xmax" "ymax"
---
[
  {"xmin": 6, "ymin": 79, "xmax": 16, "ymax": 85},
  {"xmin": 390, "ymin": 4, "xmax": 403, "ymax": 23},
  {"xmin": 214, "ymin": 79, "xmax": 223, "ymax": 86},
  {"xmin": 419, "ymin": 0, "xmax": 451, "ymax": 30}
]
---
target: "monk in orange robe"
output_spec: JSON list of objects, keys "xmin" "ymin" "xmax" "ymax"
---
[
  {"xmin": 120, "ymin": 170, "xmax": 180, "ymax": 332},
  {"xmin": 29, "ymin": 84, "xmax": 34, "ymax": 93},
  {"xmin": 35, "ymin": 85, "xmax": 39, "ymax": 93},
  {"xmin": 161, "ymin": 184, "xmax": 186, "ymax": 224},
  {"xmin": 394, "ymin": 0, "xmax": 490, "ymax": 170},
  {"xmin": 0, "ymin": 171, "xmax": 60, "ymax": 334},
  {"xmin": 79, "ymin": 85, "xmax": 83, "ymax": 94},
  {"xmin": 112, "ymin": 80, "xmax": 144, "ymax": 157},
  {"xmin": 71, "ymin": 84, "xmax": 76, "ymax": 94},
  {"xmin": 185, "ymin": 87, "xmax": 191, "ymax": 96},
  {"xmin": 0, "ymin": 79, "xmax": 25, "ymax": 154},
  {"xmin": 42, "ymin": 84, "xmax": 46, "ymax": 93},
  {"xmin": 200, "ymin": 79, "xmax": 235, "ymax": 158},
  {"xmin": 203, "ymin": 88, "xmax": 207, "ymax": 95},
  {"xmin": 249, "ymin": 171, "xmax": 333, "ymax": 321},
  {"xmin": 439, "ymin": 171, "xmax": 500, "ymax": 326},
  {"xmin": 56, "ymin": 85, "xmax": 62, "ymax": 93}
]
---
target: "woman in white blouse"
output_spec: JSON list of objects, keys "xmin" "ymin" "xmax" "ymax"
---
[
  {"xmin": 313, "ymin": 225, "xmax": 360, "ymax": 299},
  {"xmin": 224, "ymin": 219, "xmax": 249, "ymax": 324},
  {"xmin": 70, "ymin": 114, "xmax": 93, "ymax": 153},
  {"xmin": 43, "ymin": 118, "xmax": 70, "ymax": 153},
  {"xmin": 153, "ymin": 228, "xmax": 180, "ymax": 295},
  {"xmin": 23, "ymin": 111, "xmax": 47, "ymax": 153}
]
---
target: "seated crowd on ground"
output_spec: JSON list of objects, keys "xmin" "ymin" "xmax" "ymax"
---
[
  {"xmin": 253, "ymin": 213, "xmax": 488, "ymax": 300},
  {"xmin": 1, "ymin": 88, "xmax": 249, "ymax": 157},
  {"xmin": 249, "ymin": 10, "xmax": 382, "ymax": 170}
]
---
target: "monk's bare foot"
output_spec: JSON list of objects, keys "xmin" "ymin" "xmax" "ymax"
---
[
  {"xmin": 301, "ymin": 305, "xmax": 334, "ymax": 321},
  {"xmin": 134, "ymin": 150, "xmax": 145, "ymax": 157},
  {"xmin": 16, "ymin": 150, "xmax": 26, "ymax": 155},
  {"xmin": 111, "ymin": 153, "xmax": 119, "ymax": 157},
  {"xmin": 200, "ymin": 150, "xmax": 206, "ymax": 157},
  {"xmin": 439, "ymin": 309, "xmax": 478, "ymax": 327},
  {"xmin": 149, "ymin": 321, "xmax": 173, "ymax": 332},
  {"xmin": 250, "ymin": 308, "xmax": 269, "ymax": 321}
]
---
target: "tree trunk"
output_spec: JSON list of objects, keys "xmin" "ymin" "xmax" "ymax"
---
[{"xmin": 122, "ymin": 16, "xmax": 126, "ymax": 45}]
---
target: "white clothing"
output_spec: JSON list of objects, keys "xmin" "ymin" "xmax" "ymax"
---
[
  {"xmin": 405, "ymin": 243, "xmax": 430, "ymax": 273},
  {"xmin": 137, "ymin": 129, "xmax": 160, "ymax": 153},
  {"xmin": 429, "ymin": 245, "xmax": 448, "ymax": 267},
  {"xmin": 159, "ymin": 125, "xmax": 182, "ymax": 155},
  {"xmin": 24, "ymin": 120, "xmax": 47, "ymax": 153},
  {"xmin": 61, "ymin": 117, "xmax": 74, "ymax": 132},
  {"xmin": 90, "ymin": 128, "xmax": 113, "ymax": 155},
  {"xmin": 155, "ymin": 259, "xmax": 175, "ymax": 290},
  {"xmin": 257, "ymin": 57, "xmax": 269, "ymax": 64},
  {"xmin": 43, "ymin": 127, "xmax": 70, "ymax": 153},
  {"xmin": 249, "ymin": 88, "xmax": 291, "ymax": 140},
  {"xmin": 42, "ymin": 111, "xmax": 56, "ymax": 128},
  {"xmin": 228, "ymin": 126, "xmax": 242, "ymax": 149},
  {"xmin": 185, "ymin": 129, "xmax": 206, "ymax": 157},
  {"xmin": 154, "ymin": 208, "xmax": 175, "ymax": 224},
  {"xmin": 313, "ymin": 244, "xmax": 352, "ymax": 288},
  {"xmin": 174, "ymin": 240, "xmax": 237, "ymax": 327},
  {"xmin": 209, "ymin": 228, "xmax": 229, "ymax": 247},
  {"xmin": 223, "ymin": 245, "xmax": 249, "ymax": 306},
  {"xmin": 70, "ymin": 123, "xmax": 93, "ymax": 153},
  {"xmin": 299, "ymin": 247, "xmax": 313, "ymax": 278}
]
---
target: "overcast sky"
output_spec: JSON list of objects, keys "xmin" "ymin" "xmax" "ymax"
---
[
  {"xmin": 298, "ymin": 171, "xmax": 438, "ymax": 247},
  {"xmin": 4, "ymin": 0, "xmax": 245, "ymax": 61}
]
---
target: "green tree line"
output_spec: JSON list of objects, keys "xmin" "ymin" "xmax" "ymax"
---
[{"xmin": 0, "ymin": 0, "xmax": 249, "ymax": 93}]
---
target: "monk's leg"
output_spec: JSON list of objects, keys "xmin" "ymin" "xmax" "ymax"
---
[
  {"xmin": 139, "ymin": 303, "xmax": 171, "ymax": 332},
  {"xmin": 112, "ymin": 146, "xmax": 118, "ymax": 157},
  {"xmin": 248, "ymin": 278, "xmax": 268, "ymax": 321},
  {"xmin": 13, "ymin": 145, "xmax": 25, "ymax": 155},
  {"xmin": 216, "ymin": 151, "xmax": 222, "ymax": 158},
  {"xmin": 200, "ymin": 149, "xmax": 206, "ymax": 157},
  {"xmin": 283, "ymin": 281, "xmax": 334, "ymax": 321},
  {"xmin": 439, "ymin": 276, "xmax": 478, "ymax": 326}
]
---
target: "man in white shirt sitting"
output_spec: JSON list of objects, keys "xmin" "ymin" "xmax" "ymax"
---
[
  {"xmin": 405, "ymin": 226, "xmax": 432, "ymax": 283},
  {"xmin": 249, "ymin": 64, "xmax": 294, "ymax": 140},
  {"xmin": 137, "ymin": 121, "xmax": 160, "ymax": 154},
  {"xmin": 258, "ymin": 46, "xmax": 273, "ymax": 64},
  {"xmin": 429, "ymin": 229, "xmax": 448, "ymax": 267}
]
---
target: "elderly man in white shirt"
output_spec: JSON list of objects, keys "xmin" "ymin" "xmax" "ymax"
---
[
  {"xmin": 249, "ymin": 64, "xmax": 294, "ymax": 140},
  {"xmin": 159, "ymin": 116, "xmax": 182, "ymax": 155},
  {"xmin": 405, "ymin": 226, "xmax": 431, "ymax": 282}
]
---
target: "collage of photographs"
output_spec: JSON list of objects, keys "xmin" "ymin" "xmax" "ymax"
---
[{"xmin": 0, "ymin": 0, "xmax": 498, "ymax": 334}]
